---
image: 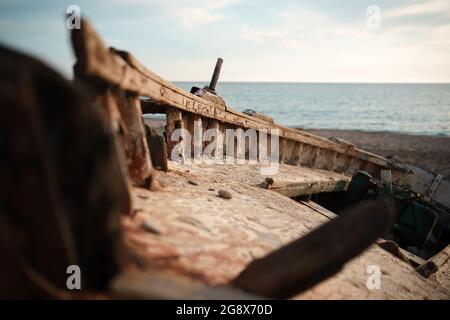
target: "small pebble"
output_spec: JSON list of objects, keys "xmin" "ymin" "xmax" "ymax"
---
[
  {"xmin": 142, "ymin": 220, "xmax": 162, "ymax": 235},
  {"xmin": 218, "ymin": 189, "xmax": 232, "ymax": 199},
  {"xmin": 260, "ymin": 181, "xmax": 269, "ymax": 189},
  {"xmin": 208, "ymin": 188, "xmax": 215, "ymax": 191},
  {"xmin": 188, "ymin": 180, "xmax": 199, "ymax": 186}
]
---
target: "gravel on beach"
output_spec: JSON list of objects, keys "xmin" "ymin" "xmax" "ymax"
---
[{"xmin": 305, "ymin": 129, "xmax": 450, "ymax": 179}]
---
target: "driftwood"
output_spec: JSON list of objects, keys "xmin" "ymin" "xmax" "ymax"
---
[{"xmin": 0, "ymin": 45, "xmax": 130, "ymax": 298}]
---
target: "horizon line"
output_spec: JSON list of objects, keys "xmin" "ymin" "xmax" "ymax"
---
[{"xmin": 172, "ymin": 80, "xmax": 450, "ymax": 84}]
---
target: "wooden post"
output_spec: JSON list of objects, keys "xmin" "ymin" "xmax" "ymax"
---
[
  {"xmin": 381, "ymin": 170, "xmax": 393, "ymax": 195},
  {"xmin": 166, "ymin": 107, "xmax": 185, "ymax": 162},
  {"xmin": 310, "ymin": 147, "xmax": 320, "ymax": 168},
  {"xmin": 293, "ymin": 143, "xmax": 303, "ymax": 166},
  {"xmin": 193, "ymin": 115, "xmax": 203, "ymax": 162},
  {"xmin": 114, "ymin": 91, "xmax": 154, "ymax": 187},
  {"xmin": 279, "ymin": 138, "xmax": 287, "ymax": 163},
  {"xmin": 208, "ymin": 120, "xmax": 222, "ymax": 159}
]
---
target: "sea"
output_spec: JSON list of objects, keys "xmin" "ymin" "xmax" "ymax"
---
[{"xmin": 175, "ymin": 82, "xmax": 450, "ymax": 136}]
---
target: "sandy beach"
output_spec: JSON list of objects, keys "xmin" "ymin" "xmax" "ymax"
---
[{"xmin": 305, "ymin": 129, "xmax": 450, "ymax": 179}]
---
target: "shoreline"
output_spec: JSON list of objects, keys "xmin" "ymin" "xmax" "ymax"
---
[
  {"xmin": 295, "ymin": 127, "xmax": 450, "ymax": 138},
  {"xmin": 303, "ymin": 128, "xmax": 450, "ymax": 179}
]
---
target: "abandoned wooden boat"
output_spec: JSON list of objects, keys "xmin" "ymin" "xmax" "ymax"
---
[{"xmin": 0, "ymin": 18, "xmax": 449, "ymax": 299}]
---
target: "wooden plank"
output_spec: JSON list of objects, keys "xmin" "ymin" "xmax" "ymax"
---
[
  {"xmin": 315, "ymin": 149, "xmax": 335, "ymax": 171},
  {"xmin": 281, "ymin": 139, "xmax": 297, "ymax": 164},
  {"xmin": 140, "ymin": 100, "xmax": 167, "ymax": 114},
  {"xmin": 262, "ymin": 176, "xmax": 350, "ymax": 198},
  {"xmin": 334, "ymin": 152, "xmax": 355, "ymax": 173},
  {"xmin": 299, "ymin": 144, "xmax": 315, "ymax": 167},
  {"xmin": 393, "ymin": 165, "xmax": 450, "ymax": 216},
  {"xmin": 289, "ymin": 143, "xmax": 303, "ymax": 166},
  {"xmin": 429, "ymin": 244, "xmax": 450, "ymax": 269},
  {"xmin": 300, "ymin": 200, "xmax": 339, "ymax": 220}
]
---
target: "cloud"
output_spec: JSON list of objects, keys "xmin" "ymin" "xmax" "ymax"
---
[
  {"xmin": 384, "ymin": 0, "xmax": 450, "ymax": 19},
  {"xmin": 111, "ymin": 0, "xmax": 239, "ymax": 27},
  {"xmin": 172, "ymin": 0, "xmax": 238, "ymax": 27},
  {"xmin": 238, "ymin": 9, "xmax": 331, "ymax": 49},
  {"xmin": 234, "ymin": 4, "xmax": 450, "ymax": 82},
  {"xmin": 240, "ymin": 26, "xmax": 305, "ymax": 48}
]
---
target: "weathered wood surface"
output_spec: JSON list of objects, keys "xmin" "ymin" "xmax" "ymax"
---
[
  {"xmin": 0, "ymin": 46, "xmax": 130, "ymax": 298},
  {"xmin": 121, "ymin": 160, "xmax": 450, "ymax": 299},
  {"xmin": 261, "ymin": 174, "xmax": 350, "ymax": 198},
  {"xmin": 111, "ymin": 270, "xmax": 262, "ymax": 300},
  {"xmin": 432, "ymin": 245, "xmax": 450, "ymax": 289},
  {"xmin": 294, "ymin": 244, "xmax": 450, "ymax": 300},
  {"xmin": 145, "ymin": 126, "xmax": 168, "ymax": 172},
  {"xmin": 300, "ymin": 200, "xmax": 339, "ymax": 219},
  {"xmin": 71, "ymin": 19, "xmax": 450, "ymax": 214},
  {"xmin": 174, "ymin": 158, "xmax": 350, "ymax": 192},
  {"xmin": 233, "ymin": 199, "xmax": 396, "ymax": 298}
]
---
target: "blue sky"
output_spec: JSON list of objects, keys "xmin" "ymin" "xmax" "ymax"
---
[{"xmin": 1, "ymin": 0, "xmax": 449, "ymax": 82}]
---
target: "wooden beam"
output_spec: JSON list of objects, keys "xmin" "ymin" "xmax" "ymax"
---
[
  {"xmin": 114, "ymin": 91, "xmax": 154, "ymax": 186},
  {"xmin": 261, "ymin": 176, "xmax": 350, "ymax": 197},
  {"xmin": 300, "ymin": 200, "xmax": 339, "ymax": 220},
  {"xmin": 140, "ymin": 100, "xmax": 167, "ymax": 114}
]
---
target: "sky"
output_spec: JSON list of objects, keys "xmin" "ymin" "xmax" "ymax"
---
[{"xmin": 0, "ymin": 0, "xmax": 449, "ymax": 82}]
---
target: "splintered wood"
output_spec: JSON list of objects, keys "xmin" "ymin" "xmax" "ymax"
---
[{"xmin": 119, "ymin": 161, "xmax": 450, "ymax": 299}]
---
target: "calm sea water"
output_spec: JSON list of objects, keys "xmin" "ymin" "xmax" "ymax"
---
[{"xmin": 175, "ymin": 82, "xmax": 450, "ymax": 136}]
